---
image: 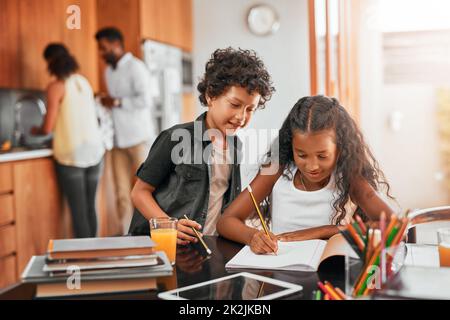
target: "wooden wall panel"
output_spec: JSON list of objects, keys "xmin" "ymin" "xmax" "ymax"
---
[
  {"xmin": 96, "ymin": 0, "xmax": 141, "ymax": 92},
  {"xmin": 18, "ymin": 0, "xmax": 65, "ymax": 89},
  {"xmin": 0, "ymin": 163, "xmax": 13, "ymax": 194},
  {"xmin": 14, "ymin": 158, "xmax": 61, "ymax": 275},
  {"xmin": 0, "ymin": 256, "xmax": 17, "ymax": 288},
  {"xmin": 61, "ymin": 0, "xmax": 99, "ymax": 91},
  {"xmin": 0, "ymin": 0, "xmax": 20, "ymax": 88},
  {"xmin": 0, "ymin": 225, "xmax": 16, "ymax": 258},
  {"xmin": 0, "ymin": 195, "xmax": 14, "ymax": 226}
]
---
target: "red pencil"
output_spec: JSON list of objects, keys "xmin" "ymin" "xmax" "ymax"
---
[
  {"xmin": 380, "ymin": 211, "xmax": 386, "ymax": 284},
  {"xmin": 317, "ymin": 281, "xmax": 336, "ymax": 300},
  {"xmin": 355, "ymin": 214, "xmax": 368, "ymax": 234}
]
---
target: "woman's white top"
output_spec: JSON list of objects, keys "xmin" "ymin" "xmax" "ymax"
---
[
  {"xmin": 271, "ymin": 166, "xmax": 352, "ymax": 234},
  {"xmin": 53, "ymin": 74, "xmax": 105, "ymax": 167}
]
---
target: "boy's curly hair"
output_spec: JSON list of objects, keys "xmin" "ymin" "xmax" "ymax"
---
[{"xmin": 197, "ymin": 47, "xmax": 275, "ymax": 108}]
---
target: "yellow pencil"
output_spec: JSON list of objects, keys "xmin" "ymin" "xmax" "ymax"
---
[
  {"xmin": 247, "ymin": 185, "xmax": 270, "ymax": 236},
  {"xmin": 247, "ymin": 185, "xmax": 277, "ymax": 255},
  {"xmin": 183, "ymin": 215, "xmax": 212, "ymax": 255}
]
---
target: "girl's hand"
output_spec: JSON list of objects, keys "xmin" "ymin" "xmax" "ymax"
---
[
  {"xmin": 249, "ymin": 231, "xmax": 278, "ymax": 255},
  {"xmin": 177, "ymin": 219, "xmax": 201, "ymax": 246}
]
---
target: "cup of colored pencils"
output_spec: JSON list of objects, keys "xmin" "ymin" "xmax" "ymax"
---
[{"xmin": 340, "ymin": 211, "xmax": 410, "ymax": 298}]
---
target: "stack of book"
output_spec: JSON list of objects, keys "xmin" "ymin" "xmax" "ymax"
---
[{"xmin": 21, "ymin": 236, "xmax": 173, "ymax": 298}]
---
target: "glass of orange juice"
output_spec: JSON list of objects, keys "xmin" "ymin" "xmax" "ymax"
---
[
  {"xmin": 437, "ymin": 228, "xmax": 450, "ymax": 267},
  {"xmin": 149, "ymin": 217, "xmax": 178, "ymax": 265}
]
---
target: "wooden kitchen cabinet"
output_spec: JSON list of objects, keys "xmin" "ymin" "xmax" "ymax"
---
[
  {"xmin": 0, "ymin": 0, "xmax": 20, "ymax": 88},
  {"xmin": 97, "ymin": 0, "xmax": 142, "ymax": 58},
  {"xmin": 0, "ymin": 157, "xmax": 62, "ymax": 290},
  {"xmin": 14, "ymin": 0, "xmax": 99, "ymax": 90},
  {"xmin": 14, "ymin": 158, "xmax": 62, "ymax": 274},
  {"xmin": 61, "ymin": 0, "xmax": 100, "ymax": 91},
  {"xmin": 0, "ymin": 256, "xmax": 17, "ymax": 289},
  {"xmin": 18, "ymin": 0, "xmax": 64, "ymax": 89},
  {"xmin": 96, "ymin": 0, "xmax": 192, "ymax": 90},
  {"xmin": 0, "ymin": 163, "xmax": 13, "ymax": 194},
  {"xmin": 140, "ymin": 0, "xmax": 193, "ymax": 52},
  {"xmin": 98, "ymin": 0, "xmax": 193, "ymax": 54},
  {"xmin": 0, "ymin": 195, "xmax": 14, "ymax": 227}
]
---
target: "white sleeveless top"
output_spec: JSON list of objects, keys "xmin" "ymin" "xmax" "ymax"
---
[
  {"xmin": 53, "ymin": 74, "xmax": 105, "ymax": 167},
  {"xmin": 271, "ymin": 167, "xmax": 351, "ymax": 234}
]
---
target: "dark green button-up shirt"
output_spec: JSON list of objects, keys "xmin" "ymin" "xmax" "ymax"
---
[{"xmin": 128, "ymin": 112, "xmax": 242, "ymax": 236}]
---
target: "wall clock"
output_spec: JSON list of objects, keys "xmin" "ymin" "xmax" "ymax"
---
[{"xmin": 247, "ymin": 4, "xmax": 280, "ymax": 36}]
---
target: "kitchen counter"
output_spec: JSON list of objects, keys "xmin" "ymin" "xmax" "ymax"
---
[{"xmin": 0, "ymin": 148, "xmax": 52, "ymax": 163}]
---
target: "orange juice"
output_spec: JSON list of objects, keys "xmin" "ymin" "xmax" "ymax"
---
[
  {"xmin": 151, "ymin": 228, "xmax": 177, "ymax": 265},
  {"xmin": 438, "ymin": 242, "xmax": 450, "ymax": 267}
]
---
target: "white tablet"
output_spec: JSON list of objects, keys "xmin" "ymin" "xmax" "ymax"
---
[{"xmin": 157, "ymin": 272, "xmax": 303, "ymax": 300}]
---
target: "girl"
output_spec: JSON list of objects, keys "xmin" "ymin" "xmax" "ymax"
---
[
  {"xmin": 32, "ymin": 43, "xmax": 105, "ymax": 238},
  {"xmin": 129, "ymin": 48, "xmax": 275, "ymax": 244},
  {"xmin": 217, "ymin": 95, "xmax": 395, "ymax": 254}
]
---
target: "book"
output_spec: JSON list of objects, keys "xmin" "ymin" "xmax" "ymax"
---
[
  {"xmin": 43, "ymin": 255, "xmax": 160, "ymax": 273},
  {"xmin": 21, "ymin": 251, "xmax": 173, "ymax": 284},
  {"xmin": 225, "ymin": 233, "xmax": 358, "ymax": 272},
  {"xmin": 36, "ymin": 277, "xmax": 157, "ymax": 298},
  {"xmin": 47, "ymin": 236, "xmax": 155, "ymax": 260}
]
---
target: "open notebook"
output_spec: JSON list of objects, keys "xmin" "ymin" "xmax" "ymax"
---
[{"xmin": 226, "ymin": 233, "xmax": 358, "ymax": 272}]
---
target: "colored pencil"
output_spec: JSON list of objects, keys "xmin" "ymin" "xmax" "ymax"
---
[
  {"xmin": 355, "ymin": 214, "xmax": 368, "ymax": 234},
  {"xmin": 324, "ymin": 281, "xmax": 343, "ymax": 300},
  {"xmin": 380, "ymin": 211, "xmax": 386, "ymax": 283},
  {"xmin": 247, "ymin": 185, "xmax": 270, "ymax": 236},
  {"xmin": 335, "ymin": 287, "xmax": 348, "ymax": 300},
  {"xmin": 384, "ymin": 214, "xmax": 398, "ymax": 243},
  {"xmin": 347, "ymin": 223, "xmax": 365, "ymax": 252},
  {"xmin": 318, "ymin": 281, "xmax": 336, "ymax": 300},
  {"xmin": 247, "ymin": 185, "xmax": 277, "ymax": 255},
  {"xmin": 315, "ymin": 290, "xmax": 322, "ymax": 300},
  {"xmin": 391, "ymin": 218, "xmax": 409, "ymax": 247}
]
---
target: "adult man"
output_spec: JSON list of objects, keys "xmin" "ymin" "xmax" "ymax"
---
[{"xmin": 95, "ymin": 27, "xmax": 155, "ymax": 234}]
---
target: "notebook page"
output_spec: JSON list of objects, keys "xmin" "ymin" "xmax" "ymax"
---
[{"xmin": 226, "ymin": 240, "xmax": 327, "ymax": 271}]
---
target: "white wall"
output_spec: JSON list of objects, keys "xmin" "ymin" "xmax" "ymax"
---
[
  {"xmin": 358, "ymin": 0, "xmax": 449, "ymax": 211},
  {"xmin": 193, "ymin": 0, "xmax": 310, "ymax": 186},
  {"xmin": 193, "ymin": 0, "xmax": 310, "ymax": 130}
]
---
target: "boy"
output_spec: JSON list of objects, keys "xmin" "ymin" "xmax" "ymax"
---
[{"xmin": 129, "ymin": 48, "xmax": 275, "ymax": 245}]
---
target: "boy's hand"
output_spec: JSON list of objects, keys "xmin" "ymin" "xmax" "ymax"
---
[
  {"xmin": 177, "ymin": 218, "xmax": 202, "ymax": 246},
  {"xmin": 249, "ymin": 231, "xmax": 278, "ymax": 255}
]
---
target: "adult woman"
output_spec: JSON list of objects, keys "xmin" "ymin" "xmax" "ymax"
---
[{"xmin": 33, "ymin": 43, "xmax": 105, "ymax": 238}]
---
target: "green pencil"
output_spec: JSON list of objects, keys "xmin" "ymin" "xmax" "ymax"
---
[{"xmin": 315, "ymin": 290, "xmax": 322, "ymax": 300}]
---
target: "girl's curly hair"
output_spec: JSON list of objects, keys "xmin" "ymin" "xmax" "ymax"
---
[
  {"xmin": 197, "ymin": 47, "xmax": 275, "ymax": 108},
  {"xmin": 273, "ymin": 95, "xmax": 394, "ymax": 224}
]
